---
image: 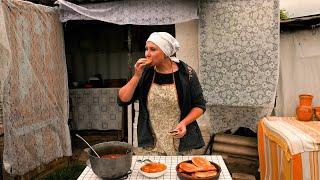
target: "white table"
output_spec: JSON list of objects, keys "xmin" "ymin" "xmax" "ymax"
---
[{"xmin": 78, "ymin": 155, "xmax": 232, "ymax": 180}]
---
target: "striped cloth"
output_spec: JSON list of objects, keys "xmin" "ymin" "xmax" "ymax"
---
[{"xmin": 258, "ymin": 117, "xmax": 320, "ymax": 180}]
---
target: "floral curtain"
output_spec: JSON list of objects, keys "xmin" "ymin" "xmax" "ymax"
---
[
  {"xmin": 199, "ymin": 0, "xmax": 279, "ymax": 133},
  {"xmin": 0, "ymin": 0, "xmax": 71, "ymax": 175},
  {"xmin": 57, "ymin": 0, "xmax": 198, "ymax": 25}
]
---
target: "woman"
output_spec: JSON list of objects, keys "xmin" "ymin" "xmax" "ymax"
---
[{"xmin": 118, "ymin": 32, "xmax": 206, "ymax": 155}]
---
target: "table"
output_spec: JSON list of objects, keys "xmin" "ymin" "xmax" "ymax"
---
[
  {"xmin": 78, "ymin": 155, "xmax": 232, "ymax": 180},
  {"xmin": 258, "ymin": 117, "xmax": 320, "ymax": 180}
]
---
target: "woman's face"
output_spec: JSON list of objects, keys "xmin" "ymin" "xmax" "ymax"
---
[{"xmin": 145, "ymin": 41, "xmax": 166, "ymax": 66}]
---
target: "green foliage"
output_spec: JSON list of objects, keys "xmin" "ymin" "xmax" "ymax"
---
[
  {"xmin": 44, "ymin": 163, "xmax": 86, "ymax": 180},
  {"xmin": 280, "ymin": 9, "xmax": 289, "ymax": 20}
]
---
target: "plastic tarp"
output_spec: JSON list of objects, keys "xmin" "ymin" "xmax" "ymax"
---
[
  {"xmin": 0, "ymin": 0, "xmax": 71, "ymax": 175},
  {"xmin": 57, "ymin": 0, "xmax": 198, "ymax": 25},
  {"xmin": 276, "ymin": 29, "xmax": 320, "ymax": 116}
]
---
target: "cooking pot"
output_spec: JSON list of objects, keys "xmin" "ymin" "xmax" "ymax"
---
[{"xmin": 86, "ymin": 141, "xmax": 133, "ymax": 179}]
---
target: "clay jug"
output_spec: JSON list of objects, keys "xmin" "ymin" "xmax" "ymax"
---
[
  {"xmin": 299, "ymin": 94, "xmax": 313, "ymax": 106},
  {"xmin": 296, "ymin": 106, "xmax": 313, "ymax": 121},
  {"xmin": 314, "ymin": 107, "xmax": 320, "ymax": 121}
]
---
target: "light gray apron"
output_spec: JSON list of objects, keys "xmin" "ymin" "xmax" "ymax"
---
[
  {"xmin": 134, "ymin": 66, "xmax": 181, "ymax": 156},
  {"xmin": 147, "ymin": 69, "xmax": 181, "ymax": 155}
]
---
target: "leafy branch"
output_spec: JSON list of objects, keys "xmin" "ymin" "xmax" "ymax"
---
[{"xmin": 280, "ymin": 9, "xmax": 290, "ymax": 20}]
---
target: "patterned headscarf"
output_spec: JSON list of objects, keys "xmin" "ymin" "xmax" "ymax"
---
[{"xmin": 147, "ymin": 32, "xmax": 180, "ymax": 63}]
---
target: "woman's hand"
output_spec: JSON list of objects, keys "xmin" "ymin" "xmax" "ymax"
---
[
  {"xmin": 118, "ymin": 58, "xmax": 149, "ymax": 103},
  {"xmin": 134, "ymin": 58, "xmax": 149, "ymax": 78},
  {"xmin": 170, "ymin": 108, "xmax": 204, "ymax": 139},
  {"xmin": 172, "ymin": 122, "xmax": 187, "ymax": 138}
]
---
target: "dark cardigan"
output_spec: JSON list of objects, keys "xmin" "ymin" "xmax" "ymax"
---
[{"xmin": 118, "ymin": 60, "xmax": 206, "ymax": 152}]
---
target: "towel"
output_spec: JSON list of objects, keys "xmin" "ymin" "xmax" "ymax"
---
[
  {"xmin": 261, "ymin": 117, "xmax": 320, "ymax": 160},
  {"xmin": 258, "ymin": 120, "xmax": 320, "ymax": 180}
]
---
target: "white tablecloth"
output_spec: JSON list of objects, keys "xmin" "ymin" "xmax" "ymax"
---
[{"xmin": 78, "ymin": 155, "xmax": 232, "ymax": 180}]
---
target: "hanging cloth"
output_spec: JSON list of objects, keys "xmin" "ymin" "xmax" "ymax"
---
[
  {"xmin": 275, "ymin": 29, "xmax": 320, "ymax": 116},
  {"xmin": 198, "ymin": 0, "xmax": 279, "ymax": 133},
  {"xmin": 199, "ymin": 0, "xmax": 279, "ymax": 107},
  {"xmin": 0, "ymin": 0, "xmax": 72, "ymax": 175},
  {"xmin": 57, "ymin": 0, "xmax": 198, "ymax": 25}
]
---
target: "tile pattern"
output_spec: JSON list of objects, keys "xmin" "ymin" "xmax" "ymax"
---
[
  {"xmin": 78, "ymin": 155, "xmax": 232, "ymax": 180},
  {"xmin": 70, "ymin": 88, "xmax": 122, "ymax": 130}
]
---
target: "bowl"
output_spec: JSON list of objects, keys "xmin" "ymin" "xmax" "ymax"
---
[
  {"xmin": 176, "ymin": 160, "xmax": 221, "ymax": 180},
  {"xmin": 139, "ymin": 162, "xmax": 167, "ymax": 178}
]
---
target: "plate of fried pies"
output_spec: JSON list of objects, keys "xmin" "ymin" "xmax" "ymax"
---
[{"xmin": 176, "ymin": 157, "xmax": 221, "ymax": 180}]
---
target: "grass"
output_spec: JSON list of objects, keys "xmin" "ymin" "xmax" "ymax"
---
[{"xmin": 44, "ymin": 162, "xmax": 86, "ymax": 180}]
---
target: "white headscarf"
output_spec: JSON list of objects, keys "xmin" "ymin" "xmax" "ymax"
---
[{"xmin": 146, "ymin": 32, "xmax": 180, "ymax": 63}]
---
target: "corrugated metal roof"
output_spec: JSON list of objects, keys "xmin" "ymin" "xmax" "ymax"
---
[{"xmin": 281, "ymin": 14, "xmax": 320, "ymax": 31}]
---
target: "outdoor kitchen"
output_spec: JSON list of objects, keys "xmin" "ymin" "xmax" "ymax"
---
[
  {"xmin": 0, "ymin": 0, "xmax": 320, "ymax": 179},
  {"xmin": 64, "ymin": 20, "xmax": 174, "ymax": 134},
  {"xmin": 0, "ymin": 0, "xmax": 279, "ymax": 179}
]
